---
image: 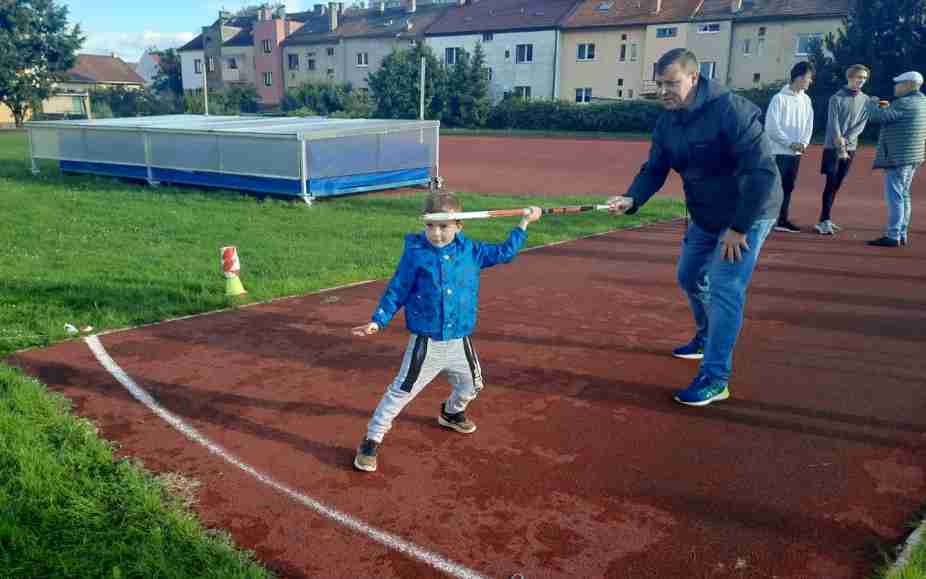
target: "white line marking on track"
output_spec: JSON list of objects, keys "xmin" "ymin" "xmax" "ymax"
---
[{"xmin": 84, "ymin": 334, "xmax": 489, "ymax": 579}]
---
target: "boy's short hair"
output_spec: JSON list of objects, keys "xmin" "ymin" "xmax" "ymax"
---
[
  {"xmin": 846, "ymin": 64, "xmax": 870, "ymax": 78},
  {"xmin": 790, "ymin": 61, "xmax": 815, "ymax": 81},
  {"xmin": 423, "ymin": 192, "xmax": 462, "ymax": 214},
  {"xmin": 656, "ymin": 48, "xmax": 698, "ymax": 76}
]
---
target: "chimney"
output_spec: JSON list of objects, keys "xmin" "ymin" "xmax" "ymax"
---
[
  {"xmin": 338, "ymin": 2, "xmax": 344, "ymax": 14},
  {"xmin": 731, "ymin": 0, "xmax": 743, "ymax": 12},
  {"xmin": 407, "ymin": 0, "xmax": 416, "ymax": 13},
  {"xmin": 328, "ymin": 2, "xmax": 338, "ymax": 30}
]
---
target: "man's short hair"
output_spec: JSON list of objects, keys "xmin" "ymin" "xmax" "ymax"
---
[
  {"xmin": 846, "ymin": 64, "xmax": 870, "ymax": 78},
  {"xmin": 656, "ymin": 48, "xmax": 699, "ymax": 76},
  {"xmin": 790, "ymin": 61, "xmax": 815, "ymax": 81},
  {"xmin": 423, "ymin": 192, "xmax": 462, "ymax": 214}
]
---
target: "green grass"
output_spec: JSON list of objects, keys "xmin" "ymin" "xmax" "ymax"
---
[
  {"xmin": 877, "ymin": 519, "xmax": 926, "ymax": 579},
  {"xmin": 0, "ymin": 364, "xmax": 271, "ymax": 579},
  {"xmin": 0, "ymin": 128, "xmax": 683, "ymax": 578}
]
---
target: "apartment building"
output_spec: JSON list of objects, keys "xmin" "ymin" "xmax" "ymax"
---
[
  {"xmin": 425, "ymin": 0, "xmax": 581, "ymax": 102},
  {"xmin": 281, "ymin": 1, "xmax": 448, "ymax": 92},
  {"xmin": 559, "ymin": 0, "xmax": 849, "ymax": 103}
]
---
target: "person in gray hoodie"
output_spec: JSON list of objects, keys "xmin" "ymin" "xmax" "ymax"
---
[
  {"xmin": 865, "ymin": 71, "xmax": 926, "ymax": 247},
  {"xmin": 607, "ymin": 48, "xmax": 782, "ymax": 408},
  {"xmin": 815, "ymin": 64, "xmax": 871, "ymax": 235}
]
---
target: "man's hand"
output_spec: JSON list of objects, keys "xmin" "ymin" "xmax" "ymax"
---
[
  {"xmin": 352, "ymin": 322, "xmax": 380, "ymax": 336},
  {"xmin": 607, "ymin": 196, "xmax": 634, "ymax": 214},
  {"xmin": 721, "ymin": 229, "xmax": 750, "ymax": 262},
  {"xmin": 789, "ymin": 142, "xmax": 805, "ymax": 153},
  {"xmin": 833, "ymin": 134, "xmax": 845, "ymax": 148},
  {"xmin": 519, "ymin": 206, "xmax": 542, "ymax": 229}
]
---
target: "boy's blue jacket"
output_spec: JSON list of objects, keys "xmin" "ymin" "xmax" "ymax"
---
[{"xmin": 372, "ymin": 228, "xmax": 526, "ymax": 340}]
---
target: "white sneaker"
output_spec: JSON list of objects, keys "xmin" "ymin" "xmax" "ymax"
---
[
  {"xmin": 826, "ymin": 220, "xmax": 842, "ymax": 232},
  {"xmin": 814, "ymin": 221, "xmax": 834, "ymax": 235}
]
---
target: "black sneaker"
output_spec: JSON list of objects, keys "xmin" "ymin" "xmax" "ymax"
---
[
  {"xmin": 353, "ymin": 438, "xmax": 379, "ymax": 472},
  {"xmin": 866, "ymin": 236, "xmax": 900, "ymax": 247},
  {"xmin": 774, "ymin": 220, "xmax": 801, "ymax": 233},
  {"xmin": 438, "ymin": 402, "xmax": 477, "ymax": 434}
]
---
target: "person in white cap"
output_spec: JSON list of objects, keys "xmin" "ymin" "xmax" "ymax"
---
[{"xmin": 865, "ymin": 71, "xmax": 926, "ymax": 247}]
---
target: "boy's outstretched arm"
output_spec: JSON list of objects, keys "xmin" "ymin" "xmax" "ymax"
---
[{"xmin": 476, "ymin": 206, "xmax": 541, "ymax": 268}]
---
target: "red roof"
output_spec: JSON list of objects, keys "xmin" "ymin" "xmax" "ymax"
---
[
  {"xmin": 564, "ymin": 0, "xmax": 702, "ymax": 28},
  {"xmin": 65, "ymin": 54, "xmax": 145, "ymax": 85},
  {"xmin": 696, "ymin": 0, "xmax": 850, "ymax": 20},
  {"xmin": 425, "ymin": 0, "xmax": 582, "ymax": 35}
]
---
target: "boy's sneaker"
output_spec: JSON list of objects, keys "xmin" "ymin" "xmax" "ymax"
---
[
  {"xmin": 813, "ymin": 221, "xmax": 834, "ymax": 235},
  {"xmin": 826, "ymin": 220, "xmax": 842, "ymax": 232},
  {"xmin": 673, "ymin": 376, "xmax": 730, "ymax": 407},
  {"xmin": 438, "ymin": 402, "xmax": 477, "ymax": 434},
  {"xmin": 774, "ymin": 220, "xmax": 801, "ymax": 233},
  {"xmin": 672, "ymin": 338, "xmax": 704, "ymax": 360},
  {"xmin": 353, "ymin": 438, "xmax": 379, "ymax": 472}
]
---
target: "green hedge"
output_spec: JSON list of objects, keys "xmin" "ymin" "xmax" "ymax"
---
[{"xmin": 486, "ymin": 99, "xmax": 663, "ymax": 133}]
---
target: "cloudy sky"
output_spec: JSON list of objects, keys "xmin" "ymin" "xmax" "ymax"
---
[{"xmin": 60, "ymin": 1, "xmax": 316, "ymax": 62}]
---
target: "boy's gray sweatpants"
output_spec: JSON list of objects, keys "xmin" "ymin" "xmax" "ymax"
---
[{"xmin": 366, "ymin": 334, "xmax": 483, "ymax": 443}]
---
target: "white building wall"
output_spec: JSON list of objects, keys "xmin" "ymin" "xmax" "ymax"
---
[
  {"xmin": 180, "ymin": 50, "xmax": 205, "ymax": 91},
  {"xmin": 427, "ymin": 29, "xmax": 559, "ymax": 102},
  {"xmin": 135, "ymin": 53, "xmax": 161, "ymax": 86}
]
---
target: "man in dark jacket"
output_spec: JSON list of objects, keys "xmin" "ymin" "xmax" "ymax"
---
[{"xmin": 608, "ymin": 48, "xmax": 783, "ymax": 407}]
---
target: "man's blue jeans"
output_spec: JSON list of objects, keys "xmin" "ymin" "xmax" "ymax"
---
[
  {"xmin": 884, "ymin": 164, "xmax": 918, "ymax": 241},
  {"xmin": 676, "ymin": 218, "xmax": 775, "ymax": 383}
]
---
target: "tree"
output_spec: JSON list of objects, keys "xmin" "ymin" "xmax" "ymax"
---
[
  {"xmin": 152, "ymin": 48, "xmax": 183, "ymax": 98},
  {"xmin": 0, "ymin": 0, "xmax": 83, "ymax": 127},
  {"xmin": 367, "ymin": 45, "xmax": 446, "ymax": 119},
  {"xmin": 822, "ymin": 0, "xmax": 926, "ymax": 101}
]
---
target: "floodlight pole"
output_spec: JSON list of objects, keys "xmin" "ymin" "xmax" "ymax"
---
[
  {"xmin": 202, "ymin": 61, "xmax": 209, "ymax": 116},
  {"xmin": 419, "ymin": 55, "xmax": 426, "ymax": 120}
]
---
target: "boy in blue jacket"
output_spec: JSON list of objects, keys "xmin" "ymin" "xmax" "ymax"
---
[{"xmin": 351, "ymin": 193, "xmax": 541, "ymax": 472}]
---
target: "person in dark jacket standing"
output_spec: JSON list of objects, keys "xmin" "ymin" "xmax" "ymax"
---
[
  {"xmin": 864, "ymin": 71, "xmax": 926, "ymax": 247},
  {"xmin": 608, "ymin": 48, "xmax": 782, "ymax": 407}
]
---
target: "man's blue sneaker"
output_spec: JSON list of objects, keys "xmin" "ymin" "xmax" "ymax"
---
[
  {"xmin": 672, "ymin": 339, "xmax": 704, "ymax": 360},
  {"xmin": 673, "ymin": 376, "xmax": 730, "ymax": 406}
]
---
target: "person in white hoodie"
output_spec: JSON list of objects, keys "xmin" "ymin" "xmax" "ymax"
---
[{"xmin": 765, "ymin": 61, "xmax": 815, "ymax": 232}]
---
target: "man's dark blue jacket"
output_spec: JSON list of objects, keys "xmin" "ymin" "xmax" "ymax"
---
[{"xmin": 626, "ymin": 78, "xmax": 783, "ymax": 234}]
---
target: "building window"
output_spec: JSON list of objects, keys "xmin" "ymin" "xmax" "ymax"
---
[
  {"xmin": 227, "ymin": 57, "xmax": 238, "ymax": 69},
  {"xmin": 699, "ymin": 61, "xmax": 716, "ymax": 79},
  {"xmin": 307, "ymin": 58, "xmax": 316, "ymax": 71},
  {"xmin": 445, "ymin": 47, "xmax": 462, "ymax": 65},
  {"xmin": 288, "ymin": 54, "xmax": 299, "ymax": 70},
  {"xmin": 656, "ymin": 27, "xmax": 677, "ymax": 38},
  {"xmin": 577, "ymin": 43, "xmax": 595, "ymax": 60},
  {"xmin": 795, "ymin": 32, "xmax": 823, "ymax": 56},
  {"xmin": 575, "ymin": 87, "xmax": 592, "ymax": 103},
  {"xmin": 697, "ymin": 23, "xmax": 721, "ymax": 34},
  {"xmin": 514, "ymin": 85, "xmax": 531, "ymax": 99},
  {"xmin": 207, "ymin": 57, "xmax": 215, "ymax": 72},
  {"xmin": 757, "ymin": 37, "xmax": 766, "ymax": 55},
  {"xmin": 619, "ymin": 43, "xmax": 626, "ymax": 62},
  {"xmin": 326, "ymin": 47, "xmax": 335, "ymax": 56},
  {"xmin": 618, "ymin": 78, "xmax": 624, "ymax": 86},
  {"xmin": 263, "ymin": 71, "xmax": 272, "ymax": 86},
  {"xmin": 628, "ymin": 89, "xmax": 633, "ymax": 98},
  {"xmin": 194, "ymin": 59, "xmax": 202, "ymax": 73},
  {"xmin": 262, "ymin": 39, "xmax": 272, "ymax": 53},
  {"xmin": 758, "ymin": 26, "xmax": 766, "ymax": 37},
  {"xmin": 357, "ymin": 52, "xmax": 369, "ymax": 66},
  {"xmin": 486, "ymin": 67, "xmax": 493, "ymax": 80},
  {"xmin": 621, "ymin": 33, "xmax": 627, "ymax": 41},
  {"xmin": 482, "ymin": 32, "xmax": 493, "ymax": 42},
  {"xmin": 753, "ymin": 73, "xmax": 761, "ymax": 84},
  {"xmin": 515, "ymin": 44, "xmax": 533, "ymax": 63},
  {"xmin": 630, "ymin": 43, "xmax": 638, "ymax": 61},
  {"xmin": 326, "ymin": 67, "xmax": 334, "ymax": 77},
  {"xmin": 743, "ymin": 38, "xmax": 752, "ymax": 55}
]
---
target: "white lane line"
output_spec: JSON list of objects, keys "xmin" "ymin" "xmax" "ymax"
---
[{"xmin": 84, "ymin": 335, "xmax": 489, "ymax": 579}]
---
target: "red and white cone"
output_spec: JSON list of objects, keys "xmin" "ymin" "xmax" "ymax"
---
[{"xmin": 221, "ymin": 246, "xmax": 247, "ymax": 297}]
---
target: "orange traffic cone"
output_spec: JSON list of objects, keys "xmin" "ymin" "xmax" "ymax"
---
[{"xmin": 221, "ymin": 246, "xmax": 247, "ymax": 297}]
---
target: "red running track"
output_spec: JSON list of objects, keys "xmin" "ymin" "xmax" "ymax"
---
[{"xmin": 10, "ymin": 137, "xmax": 926, "ymax": 579}]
